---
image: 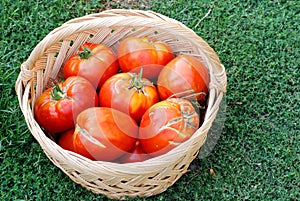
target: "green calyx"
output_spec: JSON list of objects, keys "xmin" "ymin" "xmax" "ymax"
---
[
  {"xmin": 78, "ymin": 47, "xmax": 92, "ymax": 59},
  {"xmin": 128, "ymin": 68, "xmax": 146, "ymax": 92},
  {"xmin": 50, "ymin": 84, "xmax": 65, "ymax": 101}
]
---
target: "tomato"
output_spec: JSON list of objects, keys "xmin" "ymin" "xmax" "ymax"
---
[
  {"xmin": 34, "ymin": 76, "xmax": 98, "ymax": 134},
  {"xmin": 139, "ymin": 98, "xmax": 199, "ymax": 157},
  {"xmin": 117, "ymin": 141, "xmax": 151, "ymax": 163},
  {"xmin": 157, "ymin": 55, "xmax": 210, "ymax": 102},
  {"xmin": 99, "ymin": 70, "xmax": 159, "ymax": 123},
  {"xmin": 58, "ymin": 129, "xmax": 75, "ymax": 152},
  {"xmin": 63, "ymin": 42, "xmax": 119, "ymax": 89},
  {"xmin": 73, "ymin": 107, "xmax": 138, "ymax": 161},
  {"xmin": 117, "ymin": 37, "xmax": 174, "ymax": 79}
]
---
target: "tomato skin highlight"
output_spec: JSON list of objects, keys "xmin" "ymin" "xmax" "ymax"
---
[
  {"xmin": 139, "ymin": 98, "xmax": 199, "ymax": 157},
  {"xmin": 34, "ymin": 76, "xmax": 98, "ymax": 135},
  {"xmin": 99, "ymin": 72, "xmax": 159, "ymax": 123},
  {"xmin": 157, "ymin": 55, "xmax": 210, "ymax": 102},
  {"xmin": 63, "ymin": 43, "xmax": 119, "ymax": 89},
  {"xmin": 58, "ymin": 129, "xmax": 75, "ymax": 152},
  {"xmin": 117, "ymin": 37, "xmax": 174, "ymax": 79},
  {"xmin": 73, "ymin": 107, "xmax": 138, "ymax": 161}
]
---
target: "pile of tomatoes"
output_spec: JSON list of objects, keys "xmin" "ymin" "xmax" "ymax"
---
[{"xmin": 34, "ymin": 37, "xmax": 210, "ymax": 163}]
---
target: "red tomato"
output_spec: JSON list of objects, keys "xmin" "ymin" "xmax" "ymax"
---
[
  {"xmin": 58, "ymin": 129, "xmax": 75, "ymax": 152},
  {"xmin": 63, "ymin": 42, "xmax": 119, "ymax": 89},
  {"xmin": 117, "ymin": 37, "xmax": 174, "ymax": 79},
  {"xmin": 157, "ymin": 55, "xmax": 210, "ymax": 102},
  {"xmin": 139, "ymin": 98, "xmax": 199, "ymax": 157},
  {"xmin": 99, "ymin": 70, "xmax": 159, "ymax": 123},
  {"xmin": 34, "ymin": 76, "xmax": 98, "ymax": 134},
  {"xmin": 73, "ymin": 107, "xmax": 138, "ymax": 161},
  {"xmin": 117, "ymin": 141, "xmax": 151, "ymax": 163}
]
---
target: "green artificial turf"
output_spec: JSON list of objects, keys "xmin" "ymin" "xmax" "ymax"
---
[{"xmin": 1, "ymin": 0, "xmax": 299, "ymax": 200}]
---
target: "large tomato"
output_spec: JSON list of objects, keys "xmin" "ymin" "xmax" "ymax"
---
[
  {"xmin": 63, "ymin": 42, "xmax": 119, "ymax": 89},
  {"xmin": 117, "ymin": 141, "xmax": 151, "ymax": 163},
  {"xmin": 117, "ymin": 37, "xmax": 174, "ymax": 79},
  {"xmin": 34, "ymin": 76, "xmax": 98, "ymax": 135},
  {"xmin": 139, "ymin": 98, "xmax": 199, "ymax": 157},
  {"xmin": 157, "ymin": 55, "xmax": 210, "ymax": 102},
  {"xmin": 73, "ymin": 107, "xmax": 138, "ymax": 161},
  {"xmin": 58, "ymin": 129, "xmax": 75, "ymax": 152},
  {"xmin": 99, "ymin": 70, "xmax": 159, "ymax": 123}
]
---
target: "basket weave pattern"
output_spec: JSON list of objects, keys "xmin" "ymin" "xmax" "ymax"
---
[{"xmin": 15, "ymin": 9, "xmax": 227, "ymax": 200}]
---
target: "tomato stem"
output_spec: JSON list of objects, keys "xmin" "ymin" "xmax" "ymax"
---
[
  {"xmin": 51, "ymin": 84, "xmax": 65, "ymax": 101},
  {"xmin": 180, "ymin": 103, "xmax": 199, "ymax": 129},
  {"xmin": 191, "ymin": 100, "xmax": 205, "ymax": 110},
  {"xmin": 78, "ymin": 47, "xmax": 92, "ymax": 59},
  {"xmin": 128, "ymin": 68, "xmax": 146, "ymax": 92}
]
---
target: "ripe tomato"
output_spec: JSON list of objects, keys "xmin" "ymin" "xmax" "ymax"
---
[
  {"xmin": 99, "ymin": 70, "xmax": 159, "ymax": 123},
  {"xmin": 34, "ymin": 76, "xmax": 98, "ymax": 134},
  {"xmin": 73, "ymin": 107, "xmax": 138, "ymax": 161},
  {"xmin": 139, "ymin": 98, "xmax": 199, "ymax": 157},
  {"xmin": 157, "ymin": 55, "xmax": 210, "ymax": 102},
  {"xmin": 117, "ymin": 141, "xmax": 151, "ymax": 163},
  {"xmin": 63, "ymin": 42, "xmax": 119, "ymax": 89},
  {"xmin": 117, "ymin": 37, "xmax": 174, "ymax": 79},
  {"xmin": 58, "ymin": 129, "xmax": 75, "ymax": 152}
]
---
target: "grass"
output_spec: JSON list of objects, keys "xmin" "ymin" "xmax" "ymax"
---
[{"xmin": 1, "ymin": 0, "xmax": 299, "ymax": 200}]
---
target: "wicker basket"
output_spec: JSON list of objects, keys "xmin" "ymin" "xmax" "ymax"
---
[{"xmin": 15, "ymin": 9, "xmax": 227, "ymax": 200}]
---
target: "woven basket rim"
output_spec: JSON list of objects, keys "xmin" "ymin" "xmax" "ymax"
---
[
  {"xmin": 15, "ymin": 9, "xmax": 227, "ymax": 200},
  {"xmin": 21, "ymin": 9, "xmax": 225, "ymax": 79}
]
